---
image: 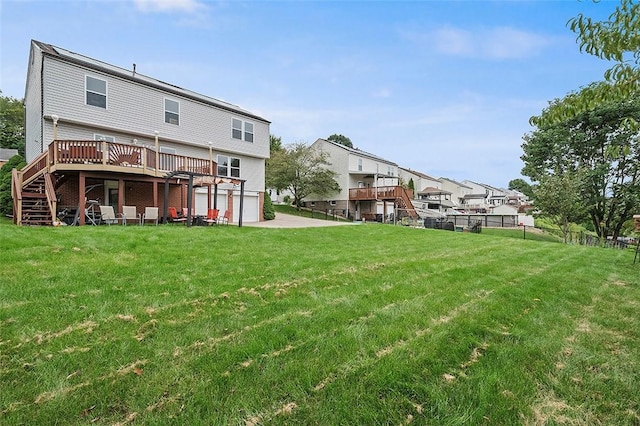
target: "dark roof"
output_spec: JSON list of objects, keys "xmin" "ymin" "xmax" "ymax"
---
[
  {"xmin": 315, "ymin": 138, "xmax": 398, "ymax": 165},
  {"xmin": 33, "ymin": 40, "xmax": 270, "ymax": 124}
]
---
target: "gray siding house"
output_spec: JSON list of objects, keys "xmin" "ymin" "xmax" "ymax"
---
[{"xmin": 15, "ymin": 40, "xmax": 270, "ymax": 225}]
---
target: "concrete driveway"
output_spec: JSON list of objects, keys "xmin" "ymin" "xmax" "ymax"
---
[{"xmin": 244, "ymin": 213, "xmax": 359, "ymax": 228}]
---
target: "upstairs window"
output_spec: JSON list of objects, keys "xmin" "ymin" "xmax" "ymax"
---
[
  {"xmin": 232, "ymin": 118, "xmax": 254, "ymax": 142},
  {"xmin": 244, "ymin": 122, "xmax": 254, "ymax": 142},
  {"xmin": 217, "ymin": 155, "xmax": 240, "ymax": 178},
  {"xmin": 232, "ymin": 119, "xmax": 242, "ymax": 140},
  {"xmin": 164, "ymin": 99, "xmax": 180, "ymax": 125},
  {"xmin": 86, "ymin": 75, "xmax": 107, "ymax": 108},
  {"xmin": 358, "ymin": 158, "xmax": 363, "ymax": 171}
]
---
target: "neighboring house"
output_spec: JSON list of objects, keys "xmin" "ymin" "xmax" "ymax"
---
[
  {"xmin": 306, "ymin": 138, "xmax": 416, "ymax": 221},
  {"xmin": 439, "ymin": 178, "xmax": 472, "ymax": 212},
  {"xmin": 0, "ymin": 148, "xmax": 19, "ymax": 168},
  {"xmin": 399, "ymin": 167, "xmax": 446, "ymax": 217},
  {"xmin": 14, "ymin": 40, "xmax": 270, "ymax": 225},
  {"xmin": 491, "ymin": 204, "xmax": 534, "ymax": 227}
]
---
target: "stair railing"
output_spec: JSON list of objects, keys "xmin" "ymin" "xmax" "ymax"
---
[
  {"xmin": 11, "ymin": 168, "xmax": 23, "ymax": 225},
  {"xmin": 43, "ymin": 173, "xmax": 57, "ymax": 224}
]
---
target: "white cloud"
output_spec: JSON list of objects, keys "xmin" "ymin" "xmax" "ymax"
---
[
  {"xmin": 133, "ymin": 0, "xmax": 205, "ymax": 13},
  {"xmin": 409, "ymin": 25, "xmax": 550, "ymax": 60}
]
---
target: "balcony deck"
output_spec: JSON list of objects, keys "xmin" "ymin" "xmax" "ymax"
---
[
  {"xmin": 22, "ymin": 140, "xmax": 214, "ymax": 184},
  {"xmin": 349, "ymin": 186, "xmax": 412, "ymax": 201}
]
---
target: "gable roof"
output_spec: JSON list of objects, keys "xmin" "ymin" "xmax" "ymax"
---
[
  {"xmin": 398, "ymin": 166, "xmax": 440, "ymax": 181},
  {"xmin": 439, "ymin": 177, "xmax": 472, "ymax": 189},
  {"xmin": 315, "ymin": 138, "xmax": 397, "ymax": 165},
  {"xmin": 32, "ymin": 40, "xmax": 270, "ymax": 124}
]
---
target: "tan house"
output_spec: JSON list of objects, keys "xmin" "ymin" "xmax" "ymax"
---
[
  {"xmin": 13, "ymin": 40, "xmax": 270, "ymax": 226},
  {"xmin": 305, "ymin": 138, "xmax": 416, "ymax": 222}
]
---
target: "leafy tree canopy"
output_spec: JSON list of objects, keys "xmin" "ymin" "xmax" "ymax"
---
[
  {"xmin": 508, "ymin": 178, "xmax": 534, "ymax": 199},
  {"xmin": 269, "ymin": 134, "xmax": 283, "ymax": 154},
  {"xmin": 266, "ymin": 143, "xmax": 341, "ymax": 210},
  {"xmin": 523, "ymin": 91, "xmax": 640, "ymax": 240},
  {"xmin": 327, "ymin": 134, "xmax": 353, "ymax": 148},
  {"xmin": 0, "ymin": 92, "xmax": 25, "ymax": 156},
  {"xmin": 533, "ymin": 0, "xmax": 640, "ymax": 126}
]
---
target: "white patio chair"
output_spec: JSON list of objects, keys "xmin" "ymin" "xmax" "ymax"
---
[
  {"xmin": 142, "ymin": 207, "xmax": 158, "ymax": 225},
  {"xmin": 99, "ymin": 205, "xmax": 125, "ymax": 226},
  {"xmin": 122, "ymin": 206, "xmax": 139, "ymax": 225}
]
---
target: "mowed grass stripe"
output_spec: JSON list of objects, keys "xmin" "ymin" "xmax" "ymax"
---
[{"xmin": 1, "ymin": 222, "xmax": 638, "ymax": 424}]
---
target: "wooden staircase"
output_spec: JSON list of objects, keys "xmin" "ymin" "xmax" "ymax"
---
[
  {"xmin": 397, "ymin": 187, "xmax": 419, "ymax": 219},
  {"xmin": 12, "ymin": 151, "xmax": 57, "ymax": 226},
  {"xmin": 17, "ymin": 173, "xmax": 56, "ymax": 225}
]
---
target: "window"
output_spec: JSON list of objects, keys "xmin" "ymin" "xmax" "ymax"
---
[
  {"xmin": 86, "ymin": 75, "xmax": 107, "ymax": 108},
  {"xmin": 358, "ymin": 158, "xmax": 363, "ymax": 171},
  {"xmin": 159, "ymin": 146, "xmax": 176, "ymax": 154},
  {"xmin": 93, "ymin": 134, "xmax": 115, "ymax": 143},
  {"xmin": 244, "ymin": 122, "xmax": 254, "ymax": 142},
  {"xmin": 232, "ymin": 118, "xmax": 254, "ymax": 142},
  {"xmin": 217, "ymin": 155, "xmax": 240, "ymax": 178},
  {"xmin": 232, "ymin": 119, "xmax": 242, "ymax": 140},
  {"xmin": 165, "ymin": 99, "xmax": 180, "ymax": 125},
  {"xmin": 330, "ymin": 201, "xmax": 337, "ymax": 206}
]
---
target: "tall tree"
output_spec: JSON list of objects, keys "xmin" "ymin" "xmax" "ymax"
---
[
  {"xmin": 508, "ymin": 178, "xmax": 534, "ymax": 199},
  {"xmin": 269, "ymin": 134, "xmax": 283, "ymax": 154},
  {"xmin": 267, "ymin": 143, "xmax": 340, "ymax": 210},
  {"xmin": 523, "ymin": 91, "xmax": 640, "ymax": 240},
  {"xmin": 0, "ymin": 92, "xmax": 25, "ymax": 156},
  {"xmin": 533, "ymin": 0, "xmax": 640, "ymax": 125},
  {"xmin": 532, "ymin": 172, "xmax": 588, "ymax": 244},
  {"xmin": 327, "ymin": 134, "xmax": 353, "ymax": 148}
]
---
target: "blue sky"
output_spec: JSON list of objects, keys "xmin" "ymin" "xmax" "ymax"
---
[{"xmin": 0, "ymin": 0, "xmax": 619, "ymax": 187}]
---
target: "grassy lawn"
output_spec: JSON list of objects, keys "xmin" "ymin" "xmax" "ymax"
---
[{"xmin": 1, "ymin": 221, "xmax": 639, "ymax": 424}]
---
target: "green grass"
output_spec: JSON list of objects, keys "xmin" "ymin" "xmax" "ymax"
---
[{"xmin": 1, "ymin": 222, "xmax": 639, "ymax": 424}]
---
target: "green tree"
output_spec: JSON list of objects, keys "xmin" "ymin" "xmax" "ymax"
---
[
  {"xmin": 523, "ymin": 92, "xmax": 640, "ymax": 240},
  {"xmin": 408, "ymin": 178, "xmax": 415, "ymax": 192},
  {"xmin": 269, "ymin": 134, "xmax": 283, "ymax": 154},
  {"xmin": 267, "ymin": 143, "xmax": 341, "ymax": 211},
  {"xmin": 532, "ymin": 172, "xmax": 588, "ymax": 243},
  {"xmin": 327, "ymin": 134, "xmax": 353, "ymax": 148},
  {"xmin": 508, "ymin": 178, "xmax": 534, "ymax": 199},
  {"xmin": 0, "ymin": 92, "xmax": 25, "ymax": 156},
  {"xmin": 262, "ymin": 193, "xmax": 275, "ymax": 220},
  {"xmin": 533, "ymin": 0, "xmax": 640, "ymax": 125},
  {"xmin": 0, "ymin": 154, "xmax": 26, "ymax": 216}
]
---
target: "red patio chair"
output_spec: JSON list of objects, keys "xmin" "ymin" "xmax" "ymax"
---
[{"xmin": 168, "ymin": 207, "xmax": 187, "ymax": 224}]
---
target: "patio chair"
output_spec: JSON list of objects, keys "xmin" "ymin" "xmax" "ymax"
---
[
  {"xmin": 168, "ymin": 207, "xmax": 187, "ymax": 224},
  {"xmin": 205, "ymin": 208, "xmax": 219, "ymax": 225},
  {"xmin": 142, "ymin": 207, "xmax": 158, "ymax": 225},
  {"xmin": 99, "ymin": 205, "xmax": 125, "ymax": 225},
  {"xmin": 219, "ymin": 210, "xmax": 231, "ymax": 225},
  {"xmin": 122, "ymin": 206, "xmax": 139, "ymax": 225}
]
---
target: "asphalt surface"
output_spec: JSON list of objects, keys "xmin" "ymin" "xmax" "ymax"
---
[{"xmin": 244, "ymin": 213, "xmax": 359, "ymax": 228}]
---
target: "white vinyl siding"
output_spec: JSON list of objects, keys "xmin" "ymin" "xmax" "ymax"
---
[{"xmin": 86, "ymin": 75, "xmax": 107, "ymax": 108}]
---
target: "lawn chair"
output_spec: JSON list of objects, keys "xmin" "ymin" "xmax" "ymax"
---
[
  {"xmin": 219, "ymin": 210, "xmax": 231, "ymax": 225},
  {"xmin": 99, "ymin": 205, "xmax": 125, "ymax": 225},
  {"xmin": 141, "ymin": 207, "xmax": 158, "ymax": 225},
  {"xmin": 205, "ymin": 208, "xmax": 219, "ymax": 225},
  {"xmin": 122, "ymin": 206, "xmax": 139, "ymax": 225},
  {"xmin": 168, "ymin": 207, "xmax": 187, "ymax": 224}
]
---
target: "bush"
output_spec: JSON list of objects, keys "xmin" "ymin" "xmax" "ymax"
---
[
  {"xmin": 263, "ymin": 194, "xmax": 275, "ymax": 220},
  {"xmin": 0, "ymin": 154, "xmax": 26, "ymax": 216}
]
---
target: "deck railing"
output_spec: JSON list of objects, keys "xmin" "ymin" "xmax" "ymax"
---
[
  {"xmin": 48, "ymin": 140, "xmax": 213, "ymax": 175},
  {"xmin": 349, "ymin": 186, "xmax": 414, "ymax": 200}
]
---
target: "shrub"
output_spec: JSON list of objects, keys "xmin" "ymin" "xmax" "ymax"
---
[
  {"xmin": 0, "ymin": 154, "xmax": 26, "ymax": 216},
  {"xmin": 263, "ymin": 194, "xmax": 275, "ymax": 220}
]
